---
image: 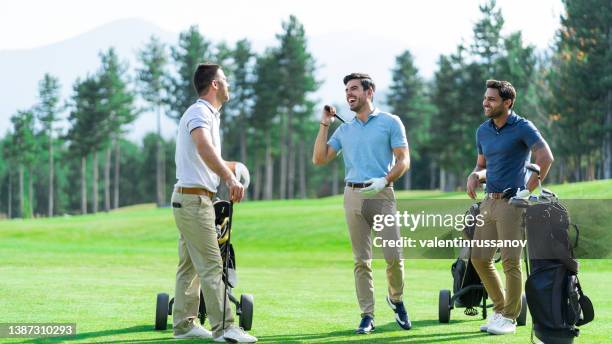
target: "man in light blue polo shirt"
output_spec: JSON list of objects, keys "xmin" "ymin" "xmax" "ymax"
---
[{"xmin": 313, "ymin": 73, "xmax": 411, "ymax": 334}]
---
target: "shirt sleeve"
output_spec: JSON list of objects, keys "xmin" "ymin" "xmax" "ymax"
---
[
  {"xmin": 390, "ymin": 116, "xmax": 408, "ymax": 148},
  {"xmin": 520, "ymin": 120, "xmax": 544, "ymax": 148},
  {"xmin": 327, "ymin": 126, "xmax": 342, "ymax": 152},
  {"xmin": 476, "ymin": 128, "xmax": 483, "ymax": 154},
  {"xmin": 186, "ymin": 109, "xmax": 212, "ymax": 134}
]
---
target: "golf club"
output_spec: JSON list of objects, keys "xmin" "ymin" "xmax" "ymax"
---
[{"xmin": 324, "ymin": 105, "xmax": 346, "ymax": 123}]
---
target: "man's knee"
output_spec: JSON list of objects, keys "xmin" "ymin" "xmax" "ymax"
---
[{"xmin": 501, "ymin": 258, "xmax": 521, "ymax": 274}]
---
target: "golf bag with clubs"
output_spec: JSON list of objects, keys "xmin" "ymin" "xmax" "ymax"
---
[
  {"xmin": 509, "ymin": 164, "xmax": 594, "ymax": 343},
  {"xmin": 155, "ymin": 200, "xmax": 254, "ymax": 332},
  {"xmin": 522, "ymin": 201, "xmax": 594, "ymax": 343}
]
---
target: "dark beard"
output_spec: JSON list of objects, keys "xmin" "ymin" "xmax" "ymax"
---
[{"xmin": 486, "ymin": 107, "xmax": 505, "ymax": 118}]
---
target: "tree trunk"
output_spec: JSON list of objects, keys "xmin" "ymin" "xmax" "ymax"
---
[
  {"xmin": 28, "ymin": 166, "xmax": 33, "ymax": 218},
  {"xmin": 48, "ymin": 134, "xmax": 54, "ymax": 217},
  {"xmin": 18, "ymin": 165, "xmax": 24, "ymax": 218},
  {"xmin": 287, "ymin": 113, "xmax": 295, "ymax": 199},
  {"xmin": 298, "ymin": 139, "xmax": 306, "ymax": 198},
  {"xmin": 439, "ymin": 167, "xmax": 446, "ymax": 192},
  {"xmin": 332, "ymin": 161, "xmax": 339, "ymax": 195},
  {"xmin": 104, "ymin": 147, "xmax": 111, "ymax": 212},
  {"xmin": 279, "ymin": 116, "xmax": 287, "ymax": 199},
  {"xmin": 8, "ymin": 171, "xmax": 12, "ymax": 219},
  {"xmin": 253, "ymin": 161, "xmax": 262, "ymax": 200},
  {"xmin": 113, "ymin": 138, "xmax": 120, "ymax": 209},
  {"xmin": 92, "ymin": 151, "xmax": 98, "ymax": 213},
  {"xmin": 81, "ymin": 156, "xmax": 87, "ymax": 215},
  {"xmin": 604, "ymin": 86, "xmax": 612, "ymax": 179},
  {"xmin": 429, "ymin": 161, "xmax": 436, "ymax": 190},
  {"xmin": 264, "ymin": 131, "xmax": 273, "ymax": 200},
  {"xmin": 156, "ymin": 105, "xmax": 165, "ymax": 207},
  {"xmin": 403, "ymin": 170, "xmax": 412, "ymax": 190}
]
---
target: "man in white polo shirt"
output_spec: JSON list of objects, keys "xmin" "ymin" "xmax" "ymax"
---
[{"xmin": 171, "ymin": 63, "xmax": 256, "ymax": 343}]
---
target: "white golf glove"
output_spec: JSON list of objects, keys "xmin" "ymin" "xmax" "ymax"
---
[
  {"xmin": 235, "ymin": 162, "xmax": 250, "ymax": 189},
  {"xmin": 359, "ymin": 177, "xmax": 388, "ymax": 195}
]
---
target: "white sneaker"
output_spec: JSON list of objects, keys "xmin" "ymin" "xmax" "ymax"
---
[
  {"xmin": 487, "ymin": 315, "xmax": 517, "ymax": 335},
  {"xmin": 174, "ymin": 325, "xmax": 213, "ymax": 339},
  {"xmin": 214, "ymin": 326, "xmax": 257, "ymax": 343},
  {"xmin": 479, "ymin": 312, "xmax": 501, "ymax": 332}
]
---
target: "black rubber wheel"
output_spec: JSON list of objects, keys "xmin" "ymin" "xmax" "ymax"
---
[
  {"xmin": 155, "ymin": 293, "xmax": 170, "ymax": 330},
  {"xmin": 239, "ymin": 294, "xmax": 254, "ymax": 330},
  {"xmin": 438, "ymin": 289, "xmax": 451, "ymax": 323},
  {"xmin": 517, "ymin": 294, "xmax": 528, "ymax": 326}
]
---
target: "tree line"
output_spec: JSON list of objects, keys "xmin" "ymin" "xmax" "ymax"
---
[{"xmin": 0, "ymin": 0, "xmax": 609, "ymax": 218}]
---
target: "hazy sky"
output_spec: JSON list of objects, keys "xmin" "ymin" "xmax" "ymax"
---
[
  {"xmin": 3, "ymin": 0, "xmax": 562, "ymax": 50},
  {"xmin": 1, "ymin": 0, "xmax": 563, "ymax": 140}
]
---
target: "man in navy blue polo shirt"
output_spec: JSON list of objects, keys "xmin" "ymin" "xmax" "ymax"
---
[
  {"xmin": 312, "ymin": 73, "xmax": 411, "ymax": 334},
  {"xmin": 466, "ymin": 80, "xmax": 554, "ymax": 336}
]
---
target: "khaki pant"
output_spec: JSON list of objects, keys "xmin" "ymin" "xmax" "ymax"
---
[
  {"xmin": 344, "ymin": 186, "xmax": 404, "ymax": 318},
  {"xmin": 471, "ymin": 197, "xmax": 524, "ymax": 320},
  {"xmin": 171, "ymin": 192, "xmax": 233, "ymax": 338}
]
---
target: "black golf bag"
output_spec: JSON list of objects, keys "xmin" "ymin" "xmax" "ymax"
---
[{"xmin": 524, "ymin": 201, "xmax": 594, "ymax": 343}]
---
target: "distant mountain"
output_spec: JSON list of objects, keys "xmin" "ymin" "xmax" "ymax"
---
[{"xmin": 0, "ymin": 18, "xmax": 438, "ymax": 141}]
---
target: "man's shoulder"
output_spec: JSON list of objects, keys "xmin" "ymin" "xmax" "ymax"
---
[{"xmin": 376, "ymin": 111, "xmax": 403, "ymax": 125}]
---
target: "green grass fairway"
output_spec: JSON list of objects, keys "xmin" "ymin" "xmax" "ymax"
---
[{"xmin": 1, "ymin": 180, "xmax": 611, "ymax": 343}]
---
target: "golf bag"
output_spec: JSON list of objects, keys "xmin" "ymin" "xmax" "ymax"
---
[{"xmin": 524, "ymin": 201, "xmax": 594, "ymax": 343}]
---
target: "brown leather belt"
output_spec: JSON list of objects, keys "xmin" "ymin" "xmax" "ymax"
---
[
  {"xmin": 175, "ymin": 187, "xmax": 215, "ymax": 199},
  {"xmin": 486, "ymin": 192, "xmax": 505, "ymax": 199}
]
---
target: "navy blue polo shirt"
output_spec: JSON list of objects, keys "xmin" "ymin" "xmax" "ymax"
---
[{"xmin": 476, "ymin": 112, "xmax": 543, "ymax": 193}]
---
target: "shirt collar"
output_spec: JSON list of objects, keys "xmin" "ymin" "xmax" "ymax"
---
[
  {"xmin": 489, "ymin": 111, "xmax": 518, "ymax": 130},
  {"xmin": 197, "ymin": 98, "xmax": 220, "ymax": 117},
  {"xmin": 352, "ymin": 108, "xmax": 380, "ymax": 124}
]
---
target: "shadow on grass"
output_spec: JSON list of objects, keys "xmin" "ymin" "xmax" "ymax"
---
[
  {"xmin": 258, "ymin": 320, "xmax": 490, "ymax": 343},
  {"xmin": 20, "ymin": 325, "xmax": 174, "ymax": 343}
]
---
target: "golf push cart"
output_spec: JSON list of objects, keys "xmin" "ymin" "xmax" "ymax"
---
[{"xmin": 155, "ymin": 200, "xmax": 254, "ymax": 331}]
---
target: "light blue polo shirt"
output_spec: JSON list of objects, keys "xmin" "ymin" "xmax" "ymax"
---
[
  {"xmin": 476, "ymin": 112, "xmax": 544, "ymax": 193},
  {"xmin": 328, "ymin": 109, "xmax": 408, "ymax": 183}
]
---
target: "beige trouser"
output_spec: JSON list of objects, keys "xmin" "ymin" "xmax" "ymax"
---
[
  {"xmin": 471, "ymin": 197, "xmax": 524, "ymax": 320},
  {"xmin": 344, "ymin": 186, "xmax": 404, "ymax": 318},
  {"xmin": 171, "ymin": 192, "xmax": 233, "ymax": 338}
]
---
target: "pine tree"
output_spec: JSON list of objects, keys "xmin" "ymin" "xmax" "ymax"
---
[
  {"xmin": 35, "ymin": 73, "xmax": 62, "ymax": 217},
  {"xmin": 97, "ymin": 48, "xmax": 138, "ymax": 210},
  {"xmin": 166, "ymin": 26, "xmax": 213, "ymax": 122},
  {"xmin": 137, "ymin": 36, "xmax": 169, "ymax": 207},
  {"xmin": 10, "ymin": 110, "xmax": 38, "ymax": 218}
]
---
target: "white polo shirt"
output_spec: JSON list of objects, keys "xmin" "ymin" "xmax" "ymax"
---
[{"xmin": 174, "ymin": 99, "xmax": 222, "ymax": 192}]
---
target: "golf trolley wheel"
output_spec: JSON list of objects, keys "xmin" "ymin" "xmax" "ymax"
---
[
  {"xmin": 155, "ymin": 293, "xmax": 169, "ymax": 330},
  {"xmin": 239, "ymin": 294, "xmax": 254, "ymax": 330},
  {"xmin": 517, "ymin": 294, "xmax": 527, "ymax": 326},
  {"xmin": 438, "ymin": 289, "xmax": 451, "ymax": 323}
]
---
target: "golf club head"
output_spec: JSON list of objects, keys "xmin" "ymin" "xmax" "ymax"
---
[{"xmin": 541, "ymin": 188, "xmax": 555, "ymax": 197}]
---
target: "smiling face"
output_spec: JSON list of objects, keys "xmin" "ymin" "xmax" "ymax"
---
[
  {"xmin": 345, "ymin": 79, "xmax": 372, "ymax": 112},
  {"xmin": 483, "ymin": 88, "xmax": 510, "ymax": 119}
]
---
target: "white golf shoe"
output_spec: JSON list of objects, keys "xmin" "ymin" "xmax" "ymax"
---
[
  {"xmin": 479, "ymin": 311, "xmax": 501, "ymax": 332},
  {"xmin": 487, "ymin": 315, "xmax": 517, "ymax": 335},
  {"xmin": 214, "ymin": 326, "xmax": 257, "ymax": 343},
  {"xmin": 173, "ymin": 325, "xmax": 213, "ymax": 339}
]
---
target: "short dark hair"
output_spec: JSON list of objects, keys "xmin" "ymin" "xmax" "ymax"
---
[
  {"xmin": 343, "ymin": 73, "xmax": 376, "ymax": 92},
  {"xmin": 193, "ymin": 63, "xmax": 220, "ymax": 95},
  {"xmin": 486, "ymin": 79, "xmax": 516, "ymax": 109}
]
